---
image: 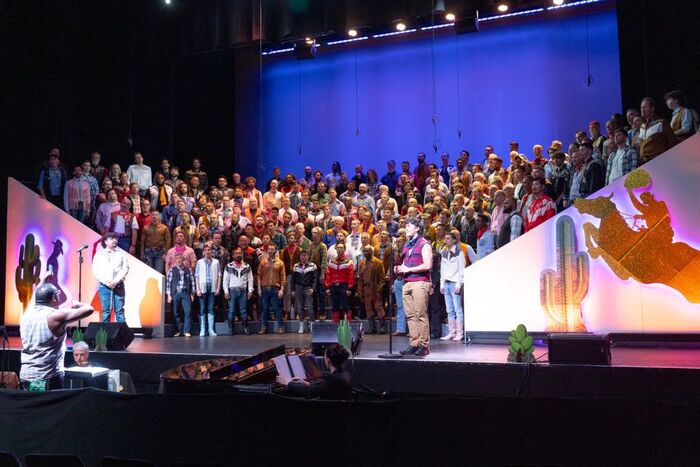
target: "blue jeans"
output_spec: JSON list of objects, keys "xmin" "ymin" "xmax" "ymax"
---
[
  {"xmin": 394, "ymin": 278, "xmax": 406, "ymax": 333},
  {"xmin": 172, "ymin": 292, "xmax": 192, "ymax": 333},
  {"xmin": 69, "ymin": 207, "xmax": 86, "ymax": 224},
  {"xmin": 261, "ymin": 286, "xmax": 282, "ymax": 327},
  {"xmin": 98, "ymin": 282, "xmax": 125, "ymax": 322},
  {"xmin": 117, "ymin": 236, "xmax": 131, "ymax": 251},
  {"xmin": 228, "ymin": 287, "xmax": 248, "ymax": 322},
  {"xmin": 443, "ymin": 281, "xmax": 464, "ymax": 321},
  {"xmin": 144, "ymin": 247, "xmax": 164, "ymax": 273},
  {"xmin": 199, "ymin": 292, "xmax": 216, "ymax": 318}
]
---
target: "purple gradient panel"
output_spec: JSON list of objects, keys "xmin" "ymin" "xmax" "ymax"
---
[{"xmin": 260, "ymin": 8, "xmax": 621, "ymax": 180}]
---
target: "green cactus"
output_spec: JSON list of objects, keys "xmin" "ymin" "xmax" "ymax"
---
[
  {"xmin": 337, "ymin": 319, "xmax": 351, "ymax": 351},
  {"xmin": 540, "ymin": 215, "xmax": 590, "ymax": 332},
  {"xmin": 15, "ymin": 233, "xmax": 42, "ymax": 311},
  {"xmin": 72, "ymin": 328, "xmax": 85, "ymax": 344},
  {"xmin": 95, "ymin": 328, "xmax": 108, "ymax": 351},
  {"xmin": 507, "ymin": 324, "xmax": 535, "ymax": 363}
]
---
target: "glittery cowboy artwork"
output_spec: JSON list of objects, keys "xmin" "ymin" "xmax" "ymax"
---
[{"xmin": 574, "ymin": 168, "xmax": 700, "ymax": 304}]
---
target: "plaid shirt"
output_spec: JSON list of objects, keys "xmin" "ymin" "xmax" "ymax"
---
[
  {"xmin": 166, "ymin": 266, "xmax": 195, "ymax": 297},
  {"xmin": 605, "ymin": 146, "xmax": 639, "ymax": 185}
]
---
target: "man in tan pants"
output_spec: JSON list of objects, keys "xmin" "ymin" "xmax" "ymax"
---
[{"xmin": 395, "ymin": 219, "xmax": 433, "ymax": 356}]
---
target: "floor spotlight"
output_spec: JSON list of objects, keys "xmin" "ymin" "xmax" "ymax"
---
[
  {"xmin": 497, "ymin": 3, "xmax": 509, "ymax": 12},
  {"xmin": 396, "ymin": 22, "xmax": 407, "ymax": 31},
  {"xmin": 348, "ymin": 28, "xmax": 358, "ymax": 37},
  {"xmin": 445, "ymin": 12, "xmax": 456, "ymax": 22},
  {"xmin": 305, "ymin": 37, "xmax": 314, "ymax": 45}
]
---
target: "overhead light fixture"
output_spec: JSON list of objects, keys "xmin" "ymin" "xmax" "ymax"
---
[
  {"xmin": 553, "ymin": 0, "xmax": 565, "ymax": 4},
  {"xmin": 497, "ymin": 3, "xmax": 509, "ymax": 12},
  {"xmin": 348, "ymin": 28, "xmax": 358, "ymax": 37},
  {"xmin": 165, "ymin": 0, "xmax": 171, "ymax": 4},
  {"xmin": 445, "ymin": 12, "xmax": 456, "ymax": 22},
  {"xmin": 396, "ymin": 22, "xmax": 407, "ymax": 31}
]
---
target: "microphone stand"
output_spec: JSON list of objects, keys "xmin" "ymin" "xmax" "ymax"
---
[
  {"xmin": 379, "ymin": 237, "xmax": 402, "ymax": 359},
  {"xmin": 0, "ymin": 326, "xmax": 8, "ymax": 388},
  {"xmin": 77, "ymin": 247, "xmax": 85, "ymax": 329}
]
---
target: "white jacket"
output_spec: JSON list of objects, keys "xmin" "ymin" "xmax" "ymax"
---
[
  {"xmin": 194, "ymin": 257, "xmax": 222, "ymax": 294},
  {"xmin": 439, "ymin": 246, "xmax": 466, "ymax": 288}
]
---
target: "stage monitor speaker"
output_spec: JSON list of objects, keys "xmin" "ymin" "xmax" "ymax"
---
[
  {"xmin": 84, "ymin": 322, "xmax": 134, "ymax": 351},
  {"xmin": 455, "ymin": 10, "xmax": 479, "ymax": 34},
  {"xmin": 311, "ymin": 322, "xmax": 363, "ymax": 357},
  {"xmin": 294, "ymin": 41, "xmax": 317, "ymax": 60},
  {"xmin": 548, "ymin": 333, "xmax": 611, "ymax": 365}
]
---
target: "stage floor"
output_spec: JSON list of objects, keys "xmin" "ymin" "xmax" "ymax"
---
[
  {"xmin": 7, "ymin": 333, "xmax": 700, "ymax": 368},
  {"xmin": 6, "ymin": 334, "xmax": 700, "ymax": 401}
]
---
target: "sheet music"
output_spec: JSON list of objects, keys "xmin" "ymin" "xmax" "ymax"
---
[
  {"xmin": 288, "ymin": 355, "xmax": 307, "ymax": 379},
  {"xmin": 273, "ymin": 355, "xmax": 292, "ymax": 380}
]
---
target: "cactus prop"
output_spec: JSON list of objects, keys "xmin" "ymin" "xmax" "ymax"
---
[
  {"xmin": 72, "ymin": 328, "xmax": 85, "ymax": 344},
  {"xmin": 95, "ymin": 328, "xmax": 108, "ymax": 351},
  {"xmin": 540, "ymin": 216, "xmax": 590, "ymax": 332},
  {"xmin": 15, "ymin": 234, "xmax": 42, "ymax": 311},
  {"xmin": 337, "ymin": 319, "xmax": 351, "ymax": 351},
  {"xmin": 507, "ymin": 324, "xmax": 535, "ymax": 363}
]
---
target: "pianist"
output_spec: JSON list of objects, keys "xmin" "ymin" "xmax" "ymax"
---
[{"xmin": 276, "ymin": 344, "xmax": 353, "ymax": 401}]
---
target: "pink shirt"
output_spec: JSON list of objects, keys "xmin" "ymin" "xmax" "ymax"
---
[{"xmin": 165, "ymin": 245, "xmax": 197, "ymax": 272}]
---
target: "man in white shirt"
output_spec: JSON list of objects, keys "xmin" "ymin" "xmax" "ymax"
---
[
  {"xmin": 126, "ymin": 152, "xmax": 152, "ymax": 196},
  {"xmin": 439, "ymin": 231, "xmax": 466, "ymax": 342},
  {"xmin": 222, "ymin": 247, "xmax": 254, "ymax": 335},
  {"xmin": 92, "ymin": 232, "xmax": 130, "ymax": 323},
  {"xmin": 195, "ymin": 244, "xmax": 222, "ymax": 337},
  {"xmin": 606, "ymin": 128, "xmax": 639, "ymax": 185}
]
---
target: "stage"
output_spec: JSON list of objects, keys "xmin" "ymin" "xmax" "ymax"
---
[{"xmin": 5, "ymin": 330, "xmax": 700, "ymax": 402}]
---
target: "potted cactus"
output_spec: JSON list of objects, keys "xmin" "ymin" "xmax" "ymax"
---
[
  {"xmin": 72, "ymin": 327, "xmax": 85, "ymax": 344},
  {"xmin": 94, "ymin": 327, "xmax": 109, "ymax": 351},
  {"xmin": 337, "ymin": 319, "xmax": 352, "ymax": 352},
  {"xmin": 507, "ymin": 324, "xmax": 535, "ymax": 363}
]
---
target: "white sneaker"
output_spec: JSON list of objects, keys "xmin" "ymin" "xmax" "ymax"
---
[{"xmin": 298, "ymin": 322, "xmax": 304, "ymax": 334}]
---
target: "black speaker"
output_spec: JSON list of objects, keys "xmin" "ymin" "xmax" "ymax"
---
[
  {"xmin": 548, "ymin": 333, "xmax": 611, "ymax": 365},
  {"xmin": 84, "ymin": 322, "xmax": 134, "ymax": 351},
  {"xmin": 455, "ymin": 10, "xmax": 479, "ymax": 34},
  {"xmin": 311, "ymin": 322, "xmax": 363, "ymax": 356},
  {"xmin": 294, "ymin": 40, "xmax": 317, "ymax": 60}
]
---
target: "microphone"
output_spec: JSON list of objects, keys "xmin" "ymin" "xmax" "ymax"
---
[
  {"xmin": 76, "ymin": 244, "xmax": 89, "ymax": 253},
  {"xmin": 0, "ymin": 326, "xmax": 8, "ymax": 342}
]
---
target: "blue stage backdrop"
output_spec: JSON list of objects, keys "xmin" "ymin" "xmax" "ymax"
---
[{"xmin": 253, "ymin": 7, "xmax": 621, "ymax": 181}]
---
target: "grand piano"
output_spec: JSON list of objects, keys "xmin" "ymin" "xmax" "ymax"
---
[{"xmin": 159, "ymin": 345, "xmax": 322, "ymax": 394}]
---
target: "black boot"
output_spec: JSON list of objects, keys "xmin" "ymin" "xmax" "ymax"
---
[
  {"xmin": 229, "ymin": 319, "xmax": 235, "ymax": 336},
  {"xmin": 378, "ymin": 318, "xmax": 386, "ymax": 335},
  {"xmin": 243, "ymin": 319, "xmax": 250, "ymax": 335},
  {"xmin": 367, "ymin": 316, "xmax": 377, "ymax": 334}
]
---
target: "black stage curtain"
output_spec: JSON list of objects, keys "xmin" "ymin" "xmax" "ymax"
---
[
  {"xmin": 2, "ymin": 388, "xmax": 700, "ymax": 466},
  {"xmin": 617, "ymin": 0, "xmax": 700, "ymax": 112}
]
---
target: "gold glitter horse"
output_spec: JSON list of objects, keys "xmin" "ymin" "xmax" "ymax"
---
[{"xmin": 574, "ymin": 169, "xmax": 700, "ymax": 303}]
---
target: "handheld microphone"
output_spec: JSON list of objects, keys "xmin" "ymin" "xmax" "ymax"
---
[{"xmin": 76, "ymin": 244, "xmax": 89, "ymax": 253}]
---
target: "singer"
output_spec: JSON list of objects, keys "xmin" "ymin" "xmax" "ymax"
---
[
  {"xmin": 394, "ymin": 218, "xmax": 432, "ymax": 356},
  {"xmin": 92, "ymin": 232, "xmax": 130, "ymax": 322}
]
